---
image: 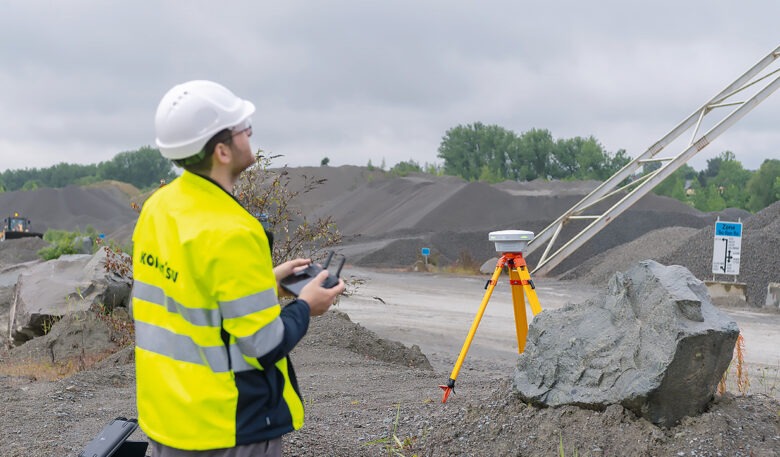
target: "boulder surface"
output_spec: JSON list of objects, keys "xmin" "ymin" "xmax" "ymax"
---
[{"xmin": 513, "ymin": 260, "xmax": 739, "ymax": 427}]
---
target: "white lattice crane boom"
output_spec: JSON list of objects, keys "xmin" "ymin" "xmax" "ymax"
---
[{"xmin": 528, "ymin": 44, "xmax": 780, "ymax": 276}]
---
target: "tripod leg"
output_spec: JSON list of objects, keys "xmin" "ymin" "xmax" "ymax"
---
[
  {"xmin": 440, "ymin": 258, "xmax": 504, "ymax": 403},
  {"xmin": 509, "ymin": 267, "xmax": 530, "ymax": 354},
  {"xmin": 517, "ymin": 264, "xmax": 542, "ymax": 316}
]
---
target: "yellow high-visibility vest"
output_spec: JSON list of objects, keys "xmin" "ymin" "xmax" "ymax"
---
[{"xmin": 132, "ymin": 171, "xmax": 304, "ymax": 450}]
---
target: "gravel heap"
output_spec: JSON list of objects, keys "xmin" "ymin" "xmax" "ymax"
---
[
  {"xmin": 565, "ymin": 200, "xmax": 780, "ymax": 307},
  {"xmin": 0, "ymin": 184, "xmax": 138, "ymax": 234},
  {"xmin": 560, "ymin": 226, "xmax": 701, "ymax": 285},
  {"xmin": 304, "ymin": 169, "xmax": 724, "ymax": 273},
  {"xmin": 659, "ymin": 200, "xmax": 780, "ymax": 307},
  {"xmin": 0, "ymin": 237, "xmax": 49, "ymax": 269}
]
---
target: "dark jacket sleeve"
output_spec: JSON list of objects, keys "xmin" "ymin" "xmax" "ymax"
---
[{"xmin": 256, "ymin": 299, "xmax": 310, "ymax": 367}]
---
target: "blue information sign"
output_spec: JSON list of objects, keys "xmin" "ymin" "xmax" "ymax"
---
[
  {"xmin": 712, "ymin": 221, "xmax": 742, "ymax": 275},
  {"xmin": 421, "ymin": 247, "xmax": 430, "ymax": 256},
  {"xmin": 715, "ymin": 222, "xmax": 742, "ymax": 237}
]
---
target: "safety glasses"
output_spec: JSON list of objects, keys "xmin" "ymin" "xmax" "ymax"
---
[{"xmin": 231, "ymin": 118, "xmax": 252, "ymax": 138}]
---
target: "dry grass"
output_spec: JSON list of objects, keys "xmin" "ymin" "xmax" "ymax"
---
[
  {"xmin": 718, "ymin": 333, "xmax": 779, "ymax": 399},
  {"xmin": 84, "ymin": 180, "xmax": 142, "ymax": 199},
  {"xmin": 439, "ymin": 251, "xmax": 483, "ymax": 275},
  {"xmin": 0, "ymin": 350, "xmax": 118, "ymax": 382}
]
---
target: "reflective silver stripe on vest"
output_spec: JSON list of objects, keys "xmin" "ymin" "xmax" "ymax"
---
[
  {"xmin": 132, "ymin": 281, "xmax": 221, "ymax": 327},
  {"xmin": 219, "ymin": 288, "xmax": 278, "ymax": 319},
  {"xmin": 135, "ymin": 321, "xmax": 230, "ymax": 373},
  {"xmin": 229, "ymin": 344, "xmax": 258, "ymax": 373},
  {"xmin": 235, "ymin": 316, "xmax": 284, "ymax": 358}
]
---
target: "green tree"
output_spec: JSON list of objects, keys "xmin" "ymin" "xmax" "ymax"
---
[
  {"xmin": 692, "ymin": 183, "xmax": 727, "ymax": 212},
  {"xmin": 653, "ymin": 164, "xmax": 694, "ymax": 201},
  {"xmin": 605, "ymin": 149, "xmax": 631, "ymax": 177},
  {"xmin": 320, "ymin": 157, "xmax": 330, "ymax": 166},
  {"xmin": 98, "ymin": 146, "xmax": 177, "ymax": 189},
  {"xmin": 438, "ymin": 122, "xmax": 518, "ymax": 181},
  {"xmin": 478, "ymin": 165, "xmax": 503, "ymax": 183},
  {"xmin": 710, "ymin": 157, "xmax": 751, "ymax": 208},
  {"xmin": 550, "ymin": 136, "xmax": 628, "ymax": 180},
  {"xmin": 746, "ymin": 159, "xmax": 780, "ymax": 211},
  {"xmin": 423, "ymin": 162, "xmax": 442, "ymax": 175},
  {"xmin": 775, "ymin": 176, "xmax": 780, "ymax": 200},
  {"xmin": 514, "ymin": 128, "xmax": 553, "ymax": 180},
  {"xmin": 21, "ymin": 180, "xmax": 41, "ymax": 191},
  {"xmin": 389, "ymin": 160, "xmax": 423, "ymax": 177}
]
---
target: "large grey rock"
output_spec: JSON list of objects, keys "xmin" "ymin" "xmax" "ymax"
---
[
  {"xmin": 8, "ymin": 247, "xmax": 132, "ymax": 344},
  {"xmin": 480, "ymin": 257, "xmax": 499, "ymax": 274},
  {"xmin": 0, "ymin": 259, "xmax": 43, "ymax": 288},
  {"xmin": 513, "ymin": 260, "xmax": 739, "ymax": 428}
]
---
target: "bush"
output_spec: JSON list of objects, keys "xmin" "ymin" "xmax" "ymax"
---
[
  {"xmin": 234, "ymin": 152, "xmax": 342, "ymax": 264},
  {"xmin": 38, "ymin": 229, "xmax": 92, "ymax": 260}
]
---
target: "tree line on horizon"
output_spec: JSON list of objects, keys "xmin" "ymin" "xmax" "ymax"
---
[
  {"xmin": 392, "ymin": 122, "xmax": 780, "ymax": 213},
  {"xmin": 1, "ymin": 126, "xmax": 778, "ymax": 214},
  {"xmin": 0, "ymin": 146, "xmax": 178, "ymax": 193}
]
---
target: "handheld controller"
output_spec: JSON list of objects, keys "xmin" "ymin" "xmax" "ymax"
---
[{"xmin": 280, "ymin": 251, "xmax": 345, "ymax": 297}]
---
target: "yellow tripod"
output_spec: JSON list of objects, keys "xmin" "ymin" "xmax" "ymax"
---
[{"xmin": 439, "ymin": 252, "xmax": 543, "ymax": 403}]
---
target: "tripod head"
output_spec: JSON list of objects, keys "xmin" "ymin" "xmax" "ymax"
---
[{"xmin": 488, "ymin": 230, "xmax": 534, "ymax": 254}]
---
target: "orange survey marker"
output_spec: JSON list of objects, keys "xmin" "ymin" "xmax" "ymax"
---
[{"xmin": 439, "ymin": 248, "xmax": 543, "ymax": 403}]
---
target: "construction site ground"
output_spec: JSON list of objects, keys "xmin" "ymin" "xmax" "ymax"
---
[
  {"xmin": 0, "ymin": 168, "xmax": 778, "ymax": 456},
  {"xmin": 1, "ymin": 268, "xmax": 778, "ymax": 456}
]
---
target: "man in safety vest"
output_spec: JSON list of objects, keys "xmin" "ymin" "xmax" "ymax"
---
[{"xmin": 132, "ymin": 80, "xmax": 345, "ymax": 456}]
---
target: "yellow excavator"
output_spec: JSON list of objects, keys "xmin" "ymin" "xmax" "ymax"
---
[{"xmin": 1, "ymin": 212, "xmax": 44, "ymax": 241}]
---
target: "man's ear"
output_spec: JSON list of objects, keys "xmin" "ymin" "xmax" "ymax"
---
[{"xmin": 212, "ymin": 142, "xmax": 232, "ymax": 165}]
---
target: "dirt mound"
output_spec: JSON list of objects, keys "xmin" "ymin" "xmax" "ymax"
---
[
  {"xmin": 495, "ymin": 179, "xmax": 601, "ymax": 196},
  {"xmin": 1, "ymin": 288, "xmax": 777, "ymax": 456},
  {"xmin": 312, "ymin": 174, "xmax": 467, "ymax": 238},
  {"xmin": 280, "ymin": 165, "xmax": 388, "ymax": 214},
  {"xmin": 532, "ymin": 193, "xmax": 713, "ymax": 276},
  {"xmin": 0, "ymin": 169, "xmax": 731, "ymax": 276},
  {"xmin": 560, "ymin": 226, "xmax": 701, "ymax": 284},
  {"xmin": 324, "ymin": 173, "xmax": 716, "ymax": 272},
  {"xmin": 0, "ymin": 237, "xmax": 49, "ymax": 268},
  {"xmin": 303, "ymin": 309, "xmax": 432, "ymax": 370},
  {"xmin": 84, "ymin": 180, "xmax": 142, "ymax": 199},
  {"xmin": 0, "ymin": 185, "xmax": 138, "ymax": 235},
  {"xmin": 564, "ymin": 201, "xmax": 780, "ymax": 307},
  {"xmin": 420, "ymin": 381, "xmax": 779, "ymax": 456},
  {"xmin": 658, "ymin": 200, "xmax": 780, "ymax": 307}
]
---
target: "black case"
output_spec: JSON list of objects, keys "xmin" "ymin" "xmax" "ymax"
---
[{"xmin": 80, "ymin": 417, "xmax": 148, "ymax": 457}]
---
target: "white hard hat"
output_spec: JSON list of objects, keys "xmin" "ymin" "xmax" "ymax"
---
[{"xmin": 154, "ymin": 80, "xmax": 256, "ymax": 160}]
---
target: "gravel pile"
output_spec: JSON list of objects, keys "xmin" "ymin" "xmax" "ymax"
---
[
  {"xmin": 0, "ymin": 184, "xmax": 138, "ymax": 234},
  {"xmin": 0, "ymin": 237, "xmax": 49, "ymax": 269},
  {"xmin": 658, "ymin": 200, "xmax": 780, "ymax": 307},
  {"xmin": 306, "ymin": 169, "xmax": 720, "ymax": 272},
  {"xmin": 560, "ymin": 226, "xmax": 701, "ymax": 285},
  {"xmin": 564, "ymin": 201, "xmax": 780, "ymax": 307}
]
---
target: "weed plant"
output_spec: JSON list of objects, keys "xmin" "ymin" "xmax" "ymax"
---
[
  {"xmin": 366, "ymin": 403, "xmax": 421, "ymax": 457},
  {"xmin": 234, "ymin": 152, "xmax": 342, "ymax": 265}
]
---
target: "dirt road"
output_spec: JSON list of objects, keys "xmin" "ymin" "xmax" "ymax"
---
[{"xmin": 338, "ymin": 268, "xmax": 780, "ymax": 382}]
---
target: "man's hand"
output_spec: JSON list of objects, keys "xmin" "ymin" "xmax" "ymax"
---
[
  {"xmin": 274, "ymin": 258, "xmax": 311, "ymax": 297},
  {"xmin": 299, "ymin": 270, "xmax": 345, "ymax": 316},
  {"xmin": 274, "ymin": 258, "xmax": 311, "ymax": 282}
]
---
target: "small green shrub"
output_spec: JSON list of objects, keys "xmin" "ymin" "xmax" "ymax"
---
[{"xmin": 38, "ymin": 230, "xmax": 81, "ymax": 260}]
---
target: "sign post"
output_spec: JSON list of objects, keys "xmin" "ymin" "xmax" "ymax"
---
[
  {"xmin": 712, "ymin": 220, "xmax": 742, "ymax": 277},
  {"xmin": 421, "ymin": 247, "xmax": 430, "ymax": 266}
]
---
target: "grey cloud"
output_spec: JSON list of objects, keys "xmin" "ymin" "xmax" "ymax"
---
[{"xmin": 0, "ymin": 1, "xmax": 778, "ymax": 172}]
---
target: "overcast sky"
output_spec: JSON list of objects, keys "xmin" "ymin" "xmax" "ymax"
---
[{"xmin": 1, "ymin": 1, "xmax": 779, "ymax": 174}]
